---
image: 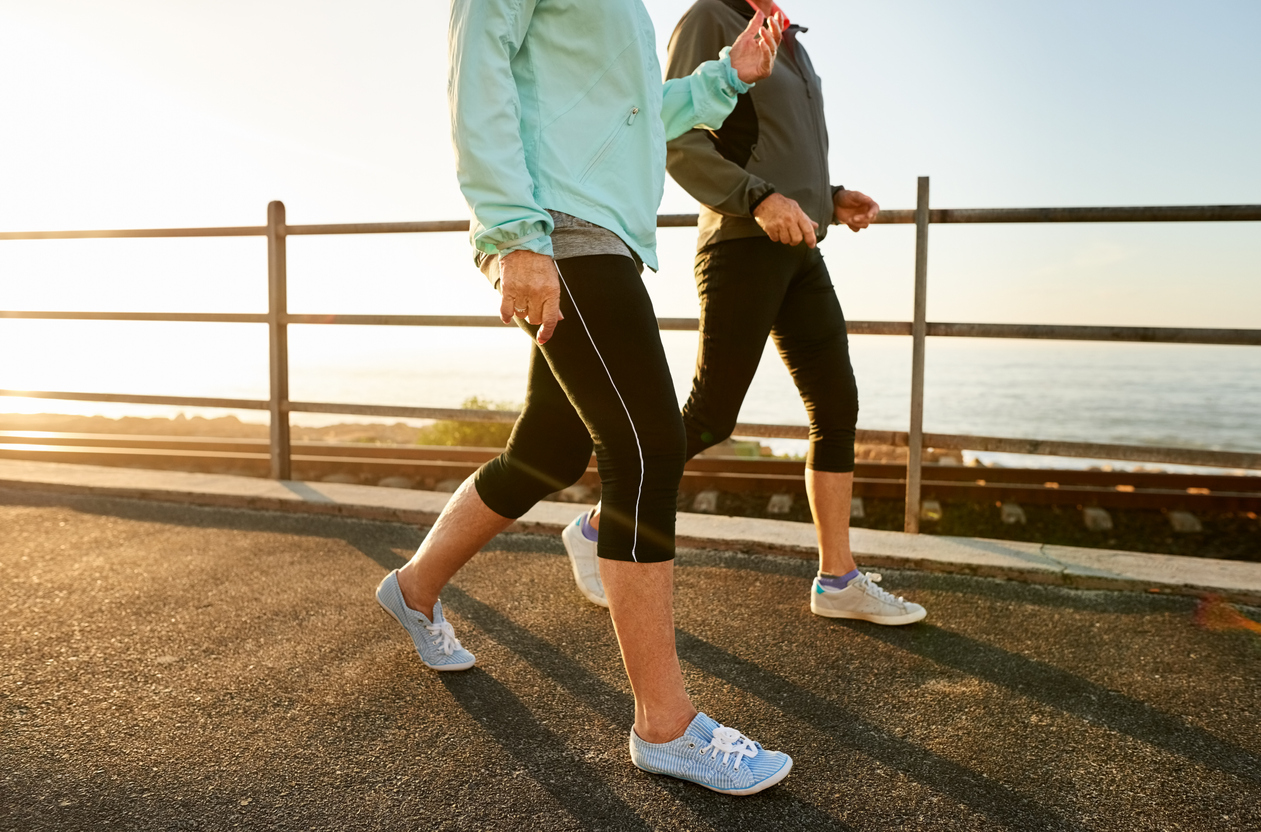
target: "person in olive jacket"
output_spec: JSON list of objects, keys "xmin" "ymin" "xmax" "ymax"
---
[{"xmin": 573, "ymin": 0, "xmax": 927, "ymax": 626}]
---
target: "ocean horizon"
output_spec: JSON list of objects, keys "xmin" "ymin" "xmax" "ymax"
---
[{"xmin": 3, "ymin": 320, "xmax": 1258, "ymax": 474}]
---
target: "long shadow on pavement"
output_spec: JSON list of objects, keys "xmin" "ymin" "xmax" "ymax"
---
[
  {"xmin": 677, "ymin": 545, "xmax": 1201, "ymax": 617},
  {"xmin": 440, "ymin": 586, "xmax": 853, "ymax": 831},
  {"xmin": 327, "ymin": 525, "xmax": 847, "ymax": 829},
  {"xmin": 437, "ymin": 669, "xmax": 657, "ymax": 832},
  {"xmin": 674, "ymin": 628, "xmax": 1076, "ymax": 832},
  {"xmin": 846, "ymin": 622, "xmax": 1261, "ymax": 785}
]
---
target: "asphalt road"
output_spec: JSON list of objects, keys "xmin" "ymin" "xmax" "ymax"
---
[{"xmin": 2, "ymin": 488, "xmax": 1259, "ymax": 832}]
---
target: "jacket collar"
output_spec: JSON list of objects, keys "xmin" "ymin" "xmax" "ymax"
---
[{"xmin": 717, "ymin": 0, "xmax": 806, "ymax": 33}]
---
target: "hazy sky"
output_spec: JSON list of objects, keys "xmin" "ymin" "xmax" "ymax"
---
[{"xmin": 1, "ymin": 0, "xmax": 1259, "ymax": 329}]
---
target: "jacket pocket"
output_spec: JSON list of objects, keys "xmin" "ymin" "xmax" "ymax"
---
[{"xmin": 578, "ymin": 106, "xmax": 640, "ymax": 184}]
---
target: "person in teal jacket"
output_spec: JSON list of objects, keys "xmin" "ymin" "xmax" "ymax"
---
[{"xmin": 375, "ymin": 0, "xmax": 795, "ymax": 796}]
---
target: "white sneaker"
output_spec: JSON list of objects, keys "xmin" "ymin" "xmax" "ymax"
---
[
  {"xmin": 810, "ymin": 572, "xmax": 927, "ymax": 625},
  {"xmin": 561, "ymin": 510, "xmax": 608, "ymax": 608}
]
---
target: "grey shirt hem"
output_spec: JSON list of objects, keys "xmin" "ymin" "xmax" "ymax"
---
[{"xmin": 479, "ymin": 211, "xmax": 642, "ymax": 290}]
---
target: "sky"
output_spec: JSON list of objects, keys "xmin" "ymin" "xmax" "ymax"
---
[
  {"xmin": 1, "ymin": 0, "xmax": 1258, "ymax": 321},
  {"xmin": 0, "ymin": 0, "xmax": 1259, "ymax": 432}
]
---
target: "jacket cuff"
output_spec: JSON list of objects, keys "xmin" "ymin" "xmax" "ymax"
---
[
  {"xmin": 495, "ymin": 230, "xmax": 554, "ymax": 259},
  {"xmin": 717, "ymin": 47, "xmax": 754, "ymax": 95},
  {"xmin": 828, "ymin": 185, "xmax": 845, "ymax": 224},
  {"xmin": 748, "ymin": 184, "xmax": 777, "ymax": 215}
]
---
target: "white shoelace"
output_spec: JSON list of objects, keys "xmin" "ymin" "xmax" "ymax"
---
[
  {"xmin": 424, "ymin": 619, "xmax": 463, "ymax": 656},
  {"xmin": 701, "ymin": 726, "xmax": 760, "ymax": 771},
  {"xmin": 858, "ymin": 572, "xmax": 908, "ymax": 607}
]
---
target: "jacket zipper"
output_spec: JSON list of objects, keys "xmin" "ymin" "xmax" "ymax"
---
[
  {"xmin": 579, "ymin": 106, "xmax": 639, "ymax": 182},
  {"xmin": 791, "ymin": 46, "xmax": 831, "ymax": 221}
]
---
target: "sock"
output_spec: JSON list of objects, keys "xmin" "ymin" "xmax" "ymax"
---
[
  {"xmin": 579, "ymin": 509, "xmax": 599, "ymax": 542},
  {"xmin": 817, "ymin": 568, "xmax": 860, "ymax": 591}
]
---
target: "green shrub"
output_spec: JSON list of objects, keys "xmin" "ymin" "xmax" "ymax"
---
[{"xmin": 415, "ymin": 396, "xmax": 519, "ymax": 448}]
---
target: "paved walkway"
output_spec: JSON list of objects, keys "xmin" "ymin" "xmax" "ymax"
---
[{"xmin": 2, "ymin": 487, "xmax": 1259, "ymax": 831}]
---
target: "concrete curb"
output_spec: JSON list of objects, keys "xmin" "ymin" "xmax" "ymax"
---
[{"xmin": 2, "ymin": 458, "xmax": 1259, "ymax": 606}]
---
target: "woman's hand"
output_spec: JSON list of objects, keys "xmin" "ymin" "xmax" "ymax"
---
[
  {"xmin": 729, "ymin": 11, "xmax": 782, "ymax": 84},
  {"xmin": 499, "ymin": 249, "xmax": 564, "ymax": 345}
]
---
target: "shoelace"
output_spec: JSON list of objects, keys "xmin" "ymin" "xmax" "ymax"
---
[
  {"xmin": 857, "ymin": 572, "xmax": 908, "ymax": 607},
  {"xmin": 424, "ymin": 619, "xmax": 463, "ymax": 656},
  {"xmin": 700, "ymin": 726, "xmax": 760, "ymax": 770}
]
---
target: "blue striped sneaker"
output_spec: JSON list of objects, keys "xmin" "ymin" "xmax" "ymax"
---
[
  {"xmin": 375, "ymin": 570, "xmax": 476, "ymax": 671},
  {"xmin": 629, "ymin": 712, "xmax": 792, "ymax": 795}
]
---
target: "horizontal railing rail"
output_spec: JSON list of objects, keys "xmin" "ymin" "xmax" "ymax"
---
[
  {"xmin": 3, "ymin": 311, "xmax": 1259, "ymax": 346},
  {"xmin": 4, "ymin": 187, "xmax": 1259, "ymax": 532},
  {"xmin": 4, "ymin": 204, "xmax": 1260, "ymax": 241}
]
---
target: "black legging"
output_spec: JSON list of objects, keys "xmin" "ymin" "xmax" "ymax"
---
[
  {"xmin": 473, "ymin": 255, "xmax": 686, "ymax": 563},
  {"xmin": 682, "ymin": 236, "xmax": 859, "ymax": 472}
]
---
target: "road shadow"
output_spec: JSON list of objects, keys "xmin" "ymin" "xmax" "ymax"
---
[
  {"xmin": 847, "ymin": 621, "xmax": 1261, "ymax": 785},
  {"xmin": 675, "ymin": 628, "xmax": 1076, "ymax": 832},
  {"xmin": 677, "ymin": 542, "xmax": 1203, "ymax": 617},
  {"xmin": 441, "ymin": 586, "xmax": 852, "ymax": 831},
  {"xmin": 437, "ymin": 669, "xmax": 657, "ymax": 831}
]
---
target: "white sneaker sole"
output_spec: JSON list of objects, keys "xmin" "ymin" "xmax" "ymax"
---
[
  {"xmin": 810, "ymin": 601, "xmax": 927, "ymax": 626},
  {"xmin": 561, "ymin": 522, "xmax": 609, "ymax": 608},
  {"xmin": 376, "ymin": 599, "xmax": 476, "ymax": 671},
  {"xmin": 637, "ymin": 756, "xmax": 793, "ymax": 796}
]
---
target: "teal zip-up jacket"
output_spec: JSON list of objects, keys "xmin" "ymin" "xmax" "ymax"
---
[{"xmin": 448, "ymin": 0, "xmax": 752, "ymax": 271}]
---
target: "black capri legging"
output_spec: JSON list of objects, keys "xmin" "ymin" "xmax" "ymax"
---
[
  {"xmin": 681, "ymin": 235, "xmax": 859, "ymax": 472},
  {"xmin": 474, "ymin": 254, "xmax": 686, "ymax": 563}
]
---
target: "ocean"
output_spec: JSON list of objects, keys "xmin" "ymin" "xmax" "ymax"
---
[{"xmin": 3, "ymin": 319, "xmax": 1258, "ymax": 473}]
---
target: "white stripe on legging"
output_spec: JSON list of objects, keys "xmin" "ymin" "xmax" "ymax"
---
[{"xmin": 553, "ymin": 261, "xmax": 645, "ymax": 562}]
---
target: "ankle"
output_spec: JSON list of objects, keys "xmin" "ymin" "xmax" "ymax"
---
[
  {"xmin": 396, "ymin": 566, "xmax": 437, "ymax": 620},
  {"xmin": 818, "ymin": 567, "xmax": 861, "ymax": 590},
  {"xmin": 633, "ymin": 706, "xmax": 698, "ymax": 744}
]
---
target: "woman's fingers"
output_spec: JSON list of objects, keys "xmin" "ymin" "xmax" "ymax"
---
[
  {"xmin": 499, "ymin": 294, "xmax": 517, "ymax": 325},
  {"xmin": 744, "ymin": 9, "xmax": 766, "ymax": 39},
  {"xmin": 535, "ymin": 297, "xmax": 561, "ymax": 345},
  {"xmin": 767, "ymin": 14, "xmax": 783, "ymax": 49}
]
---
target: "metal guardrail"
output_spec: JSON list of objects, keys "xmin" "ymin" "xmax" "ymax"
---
[{"xmin": 2, "ymin": 180, "xmax": 1259, "ymax": 534}]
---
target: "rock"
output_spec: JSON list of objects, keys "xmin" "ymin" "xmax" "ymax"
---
[
  {"xmin": 850, "ymin": 497, "xmax": 865, "ymax": 520},
  {"xmin": 434, "ymin": 478, "xmax": 463, "ymax": 493},
  {"xmin": 1082, "ymin": 506, "xmax": 1113, "ymax": 531},
  {"xmin": 1000, "ymin": 502, "xmax": 1027, "ymax": 525},
  {"xmin": 766, "ymin": 493, "xmax": 794, "ymax": 514},
  {"xmin": 920, "ymin": 500, "xmax": 943, "ymax": 522},
  {"xmin": 320, "ymin": 473, "xmax": 359, "ymax": 484},
  {"xmin": 1168, "ymin": 510, "xmax": 1203, "ymax": 533},
  {"xmin": 692, "ymin": 490, "xmax": 720, "ymax": 513},
  {"xmin": 377, "ymin": 476, "xmax": 416, "ymax": 489}
]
